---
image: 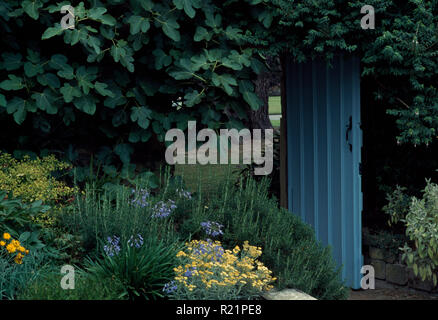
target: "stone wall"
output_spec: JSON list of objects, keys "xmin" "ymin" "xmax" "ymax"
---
[{"xmin": 364, "ymin": 245, "xmax": 437, "ymax": 292}]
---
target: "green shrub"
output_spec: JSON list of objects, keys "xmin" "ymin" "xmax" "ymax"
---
[
  {"xmin": 0, "ymin": 191, "xmax": 50, "ymax": 237},
  {"xmin": 382, "ymin": 186, "xmax": 411, "ymax": 226},
  {"xmin": 18, "ymin": 269, "xmax": 125, "ymax": 300},
  {"xmin": 401, "ymin": 179, "xmax": 438, "ymax": 286},
  {"xmin": 166, "ymin": 239, "xmax": 276, "ymax": 300},
  {"xmin": 0, "ymin": 152, "xmax": 76, "ymax": 229},
  {"xmin": 84, "ymin": 236, "xmax": 180, "ymax": 300},
  {"xmin": 174, "ymin": 177, "xmax": 348, "ymax": 300},
  {"xmin": 60, "ymin": 180, "xmax": 180, "ymax": 254},
  {"xmin": 365, "ymin": 230, "xmax": 406, "ymax": 257},
  {"xmin": 0, "ymin": 251, "xmax": 50, "ymax": 299}
]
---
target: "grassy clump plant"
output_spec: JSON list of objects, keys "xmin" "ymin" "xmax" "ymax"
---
[{"xmin": 173, "ymin": 174, "xmax": 348, "ymax": 300}]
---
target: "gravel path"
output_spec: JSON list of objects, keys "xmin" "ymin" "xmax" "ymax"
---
[{"xmin": 348, "ymin": 280, "xmax": 438, "ymax": 300}]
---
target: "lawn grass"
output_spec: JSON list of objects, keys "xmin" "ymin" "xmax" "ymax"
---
[
  {"xmin": 176, "ymin": 96, "xmax": 282, "ymax": 192},
  {"xmin": 268, "ymin": 96, "xmax": 281, "ymax": 115},
  {"xmin": 270, "ymin": 119, "xmax": 280, "ymax": 128},
  {"xmin": 175, "ymin": 163, "xmax": 240, "ymax": 195}
]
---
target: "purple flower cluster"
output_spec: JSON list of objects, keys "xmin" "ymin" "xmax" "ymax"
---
[
  {"xmin": 151, "ymin": 200, "xmax": 177, "ymax": 218},
  {"xmin": 193, "ymin": 239, "xmax": 225, "ymax": 262},
  {"xmin": 128, "ymin": 234, "xmax": 144, "ymax": 248},
  {"xmin": 200, "ymin": 221, "xmax": 224, "ymax": 238},
  {"xmin": 131, "ymin": 188, "xmax": 150, "ymax": 208},
  {"xmin": 184, "ymin": 266, "xmax": 197, "ymax": 277},
  {"xmin": 163, "ymin": 280, "xmax": 178, "ymax": 294},
  {"xmin": 176, "ymin": 188, "xmax": 192, "ymax": 199},
  {"xmin": 104, "ymin": 236, "xmax": 121, "ymax": 257}
]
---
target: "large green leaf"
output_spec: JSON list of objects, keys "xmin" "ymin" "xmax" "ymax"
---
[
  {"xmin": 239, "ymin": 80, "xmax": 262, "ymax": 110},
  {"xmin": 131, "ymin": 106, "xmax": 152, "ymax": 129},
  {"xmin": 6, "ymin": 97, "xmax": 28, "ymax": 124},
  {"xmin": 211, "ymin": 73, "xmax": 237, "ymax": 95},
  {"xmin": 104, "ymin": 88, "xmax": 127, "ymax": 109},
  {"xmin": 1, "ymin": 53, "xmax": 22, "ymax": 71},
  {"xmin": 153, "ymin": 49, "xmax": 172, "ymax": 70},
  {"xmin": 161, "ymin": 17, "xmax": 180, "ymax": 42},
  {"xmin": 60, "ymin": 83, "xmax": 82, "ymax": 103},
  {"xmin": 128, "ymin": 15, "xmax": 150, "ymax": 35},
  {"xmin": 184, "ymin": 89, "xmax": 203, "ymax": 107},
  {"xmin": 194, "ymin": 26, "xmax": 211, "ymax": 42},
  {"xmin": 32, "ymin": 89, "xmax": 57, "ymax": 114},
  {"xmin": 37, "ymin": 73, "xmax": 61, "ymax": 88},
  {"xmin": 22, "ymin": 0, "xmax": 42, "ymax": 20},
  {"xmin": 173, "ymin": 0, "xmax": 201, "ymax": 18},
  {"xmin": 0, "ymin": 75, "xmax": 24, "ymax": 91},
  {"xmin": 76, "ymin": 66, "xmax": 96, "ymax": 94},
  {"xmin": 88, "ymin": 7, "xmax": 116, "ymax": 26},
  {"xmin": 205, "ymin": 13, "xmax": 222, "ymax": 28},
  {"xmin": 42, "ymin": 25, "xmax": 64, "ymax": 40},
  {"xmin": 114, "ymin": 144, "xmax": 133, "ymax": 164},
  {"xmin": 94, "ymin": 82, "xmax": 115, "ymax": 97},
  {"xmin": 73, "ymin": 95, "xmax": 97, "ymax": 115},
  {"xmin": 24, "ymin": 62, "xmax": 44, "ymax": 77}
]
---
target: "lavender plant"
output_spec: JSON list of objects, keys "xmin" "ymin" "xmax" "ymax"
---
[
  {"xmin": 86, "ymin": 236, "xmax": 180, "ymax": 300},
  {"xmin": 103, "ymin": 236, "xmax": 121, "ymax": 257},
  {"xmin": 151, "ymin": 200, "xmax": 177, "ymax": 219},
  {"xmin": 200, "ymin": 221, "xmax": 224, "ymax": 238}
]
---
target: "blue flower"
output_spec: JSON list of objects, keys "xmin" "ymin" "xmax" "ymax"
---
[
  {"xmin": 163, "ymin": 280, "xmax": 178, "ymax": 294},
  {"xmin": 131, "ymin": 188, "xmax": 150, "ymax": 208},
  {"xmin": 151, "ymin": 200, "xmax": 177, "ymax": 218},
  {"xmin": 200, "ymin": 221, "xmax": 224, "ymax": 238},
  {"xmin": 128, "ymin": 234, "xmax": 144, "ymax": 248},
  {"xmin": 104, "ymin": 235, "xmax": 121, "ymax": 257},
  {"xmin": 192, "ymin": 238, "xmax": 224, "ymax": 262},
  {"xmin": 184, "ymin": 266, "xmax": 197, "ymax": 277}
]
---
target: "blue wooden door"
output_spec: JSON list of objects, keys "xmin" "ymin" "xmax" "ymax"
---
[{"xmin": 285, "ymin": 55, "xmax": 363, "ymax": 289}]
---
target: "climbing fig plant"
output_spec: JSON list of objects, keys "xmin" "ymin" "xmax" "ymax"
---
[
  {"xmin": 0, "ymin": 0, "xmax": 268, "ymax": 167},
  {"xmin": 0, "ymin": 0, "xmax": 437, "ymax": 167}
]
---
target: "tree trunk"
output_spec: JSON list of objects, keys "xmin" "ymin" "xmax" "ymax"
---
[{"xmin": 248, "ymin": 56, "xmax": 281, "ymax": 130}]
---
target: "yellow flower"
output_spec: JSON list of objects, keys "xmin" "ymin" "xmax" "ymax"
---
[
  {"xmin": 6, "ymin": 243, "xmax": 16, "ymax": 253},
  {"xmin": 0, "ymin": 240, "xmax": 5, "ymax": 246},
  {"xmin": 14, "ymin": 253, "xmax": 23, "ymax": 264},
  {"xmin": 3, "ymin": 233, "xmax": 11, "ymax": 240}
]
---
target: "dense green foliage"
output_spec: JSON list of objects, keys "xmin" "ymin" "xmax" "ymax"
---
[
  {"xmin": 400, "ymin": 180, "xmax": 438, "ymax": 285},
  {"xmin": 1, "ymin": 0, "xmax": 436, "ymax": 165},
  {"xmin": 84, "ymin": 237, "xmax": 179, "ymax": 300},
  {"xmin": 19, "ymin": 269, "xmax": 126, "ymax": 300},
  {"xmin": 383, "ymin": 185, "xmax": 411, "ymax": 226},
  {"xmin": 0, "ymin": 191, "xmax": 50, "ymax": 237},
  {"xmin": 1, "ymin": 167, "xmax": 347, "ymax": 300},
  {"xmin": 0, "ymin": 252, "xmax": 49, "ymax": 299},
  {"xmin": 0, "ymin": 0, "xmax": 267, "ymax": 168},
  {"xmin": 61, "ymin": 179, "xmax": 180, "ymax": 253},
  {"xmin": 383, "ymin": 180, "xmax": 438, "ymax": 285},
  {"xmin": 176, "ymin": 178, "xmax": 348, "ymax": 300},
  {"xmin": 265, "ymin": 0, "xmax": 438, "ymax": 145}
]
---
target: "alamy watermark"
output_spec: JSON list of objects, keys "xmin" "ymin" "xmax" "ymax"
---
[
  {"xmin": 361, "ymin": 5, "xmax": 375, "ymax": 30},
  {"xmin": 360, "ymin": 265, "xmax": 375, "ymax": 290},
  {"xmin": 165, "ymin": 121, "xmax": 273, "ymax": 176},
  {"xmin": 60, "ymin": 5, "xmax": 75, "ymax": 30},
  {"xmin": 60, "ymin": 264, "xmax": 75, "ymax": 290},
  {"xmin": 57, "ymin": 4, "xmax": 375, "ymax": 32}
]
